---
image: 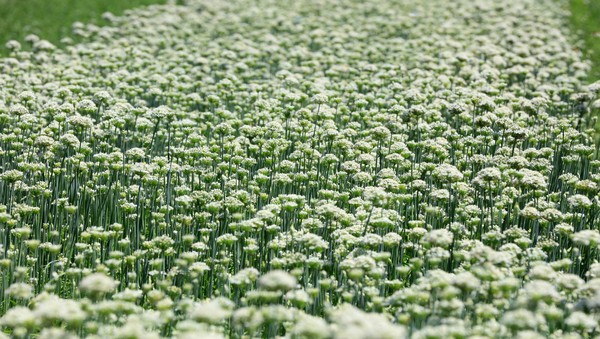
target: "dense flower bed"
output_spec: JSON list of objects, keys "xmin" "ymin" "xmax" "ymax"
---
[{"xmin": 0, "ymin": 0, "xmax": 599, "ymax": 337}]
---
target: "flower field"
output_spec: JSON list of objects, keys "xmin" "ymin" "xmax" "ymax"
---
[{"xmin": 0, "ymin": 0, "xmax": 599, "ymax": 337}]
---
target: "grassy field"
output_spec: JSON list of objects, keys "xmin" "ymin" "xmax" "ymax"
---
[
  {"xmin": 570, "ymin": 0, "xmax": 600, "ymax": 139},
  {"xmin": 570, "ymin": 0, "xmax": 600, "ymax": 82},
  {"xmin": 0, "ymin": 0, "xmax": 167, "ymax": 54}
]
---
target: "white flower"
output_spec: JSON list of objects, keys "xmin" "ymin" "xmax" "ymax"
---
[
  {"xmin": 523, "ymin": 280, "xmax": 560, "ymax": 302},
  {"xmin": 556, "ymin": 274, "xmax": 584, "ymax": 292},
  {"xmin": 257, "ymin": 270, "xmax": 297, "ymax": 291},
  {"xmin": 108, "ymin": 318, "xmax": 161, "ymax": 339},
  {"xmin": 285, "ymin": 289, "xmax": 312, "ymax": 307},
  {"xmin": 568, "ymin": 194, "xmax": 593, "ymax": 209},
  {"xmin": 67, "ymin": 114, "xmax": 94, "ymax": 129},
  {"xmin": 528, "ymin": 264, "xmax": 555, "ymax": 281},
  {"xmin": 39, "ymin": 328, "xmax": 79, "ymax": 339},
  {"xmin": 501, "ymin": 309, "xmax": 542, "ymax": 330},
  {"xmin": 292, "ymin": 315, "xmax": 331, "ymax": 339},
  {"xmin": 229, "ymin": 268, "xmax": 260, "ymax": 286},
  {"xmin": 0, "ymin": 306, "xmax": 36, "ymax": 328},
  {"xmin": 34, "ymin": 135, "xmax": 56, "ymax": 148},
  {"xmin": 76, "ymin": 99, "xmax": 97, "ymax": 114},
  {"xmin": 473, "ymin": 167, "xmax": 502, "ymax": 186},
  {"xmin": 5, "ymin": 40, "xmax": 21, "ymax": 51},
  {"xmin": 452, "ymin": 271, "xmax": 481, "ymax": 292},
  {"xmin": 571, "ymin": 230, "xmax": 600, "ymax": 247},
  {"xmin": 5, "ymin": 283, "xmax": 33, "ymax": 299},
  {"xmin": 432, "ymin": 164, "xmax": 464, "ymax": 182},
  {"xmin": 565, "ymin": 311, "xmax": 596, "ymax": 331},
  {"xmin": 189, "ymin": 297, "xmax": 234, "ymax": 324},
  {"xmin": 421, "ymin": 229, "xmax": 454, "ymax": 249},
  {"xmin": 520, "ymin": 206, "xmax": 541, "ymax": 220},
  {"xmin": 329, "ymin": 304, "xmax": 407, "ymax": 339},
  {"xmin": 79, "ymin": 273, "xmax": 118, "ymax": 298},
  {"xmin": 518, "ymin": 169, "xmax": 547, "ymax": 190},
  {"xmin": 33, "ymin": 294, "xmax": 86, "ymax": 325}
]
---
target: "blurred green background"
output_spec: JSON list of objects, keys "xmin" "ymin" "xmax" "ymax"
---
[
  {"xmin": 0, "ymin": 0, "xmax": 167, "ymax": 53},
  {"xmin": 570, "ymin": 0, "xmax": 600, "ymax": 139},
  {"xmin": 571, "ymin": 0, "xmax": 600, "ymax": 82}
]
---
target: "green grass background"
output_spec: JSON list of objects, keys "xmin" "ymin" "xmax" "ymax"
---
[
  {"xmin": 0, "ymin": 0, "xmax": 167, "ymax": 53},
  {"xmin": 570, "ymin": 0, "xmax": 600, "ymax": 138},
  {"xmin": 571, "ymin": 0, "xmax": 600, "ymax": 82}
]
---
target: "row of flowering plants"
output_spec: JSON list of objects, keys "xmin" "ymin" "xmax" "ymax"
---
[{"xmin": 0, "ymin": 0, "xmax": 599, "ymax": 337}]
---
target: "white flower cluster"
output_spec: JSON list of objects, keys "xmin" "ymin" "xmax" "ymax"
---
[{"xmin": 0, "ymin": 0, "xmax": 599, "ymax": 337}]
